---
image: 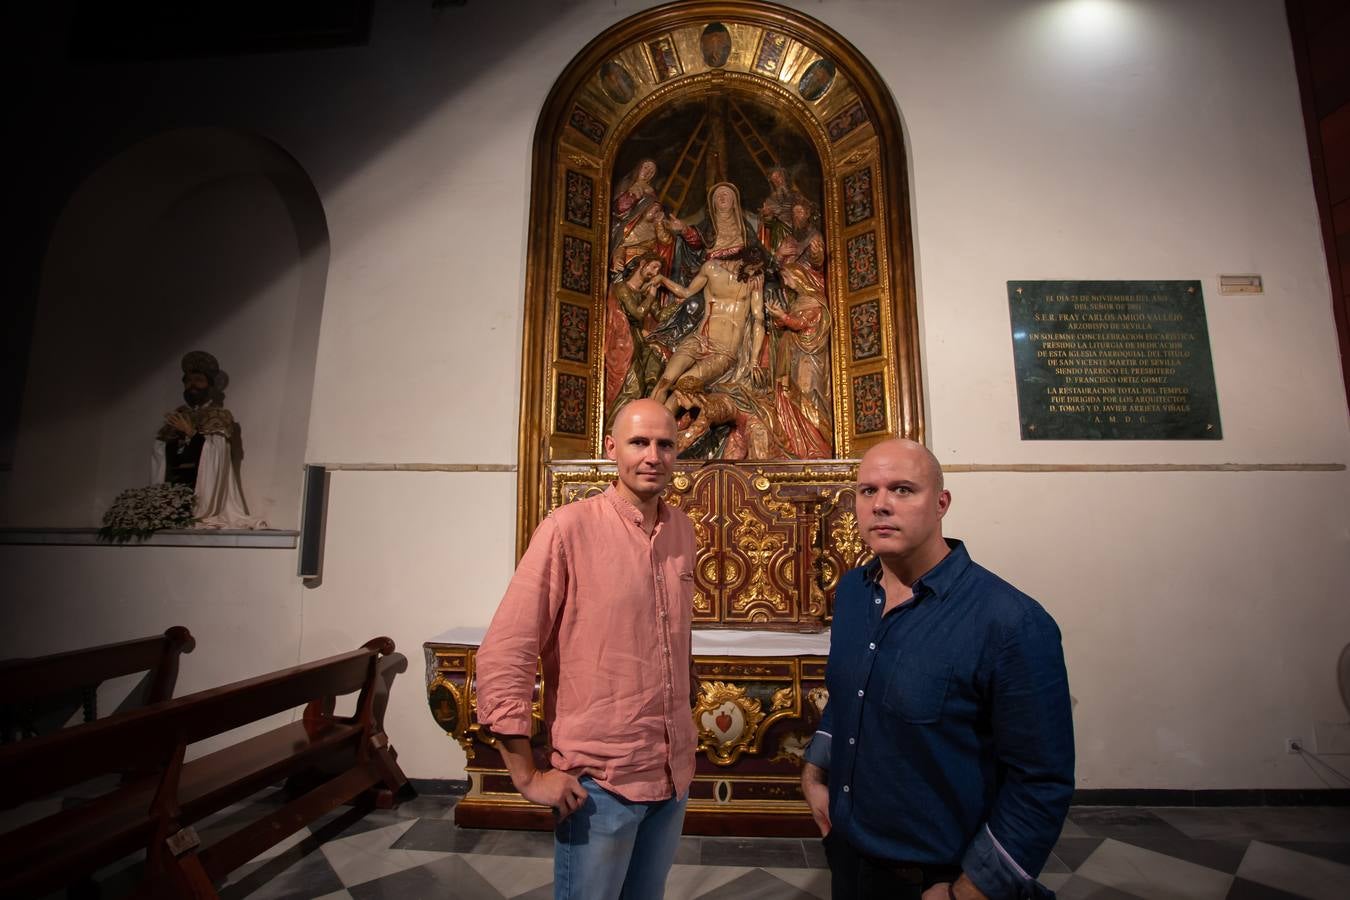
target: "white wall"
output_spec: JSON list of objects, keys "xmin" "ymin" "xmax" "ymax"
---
[{"xmin": 6, "ymin": 0, "xmax": 1349, "ymax": 787}]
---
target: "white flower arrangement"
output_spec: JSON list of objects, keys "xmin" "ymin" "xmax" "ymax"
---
[{"xmin": 98, "ymin": 484, "xmax": 197, "ymax": 542}]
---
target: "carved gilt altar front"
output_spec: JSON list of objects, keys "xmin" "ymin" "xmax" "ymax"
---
[{"xmin": 425, "ymin": 630, "xmax": 830, "ymax": 834}]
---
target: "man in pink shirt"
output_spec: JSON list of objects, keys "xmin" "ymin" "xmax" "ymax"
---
[{"xmin": 476, "ymin": 398, "xmax": 698, "ymax": 899}]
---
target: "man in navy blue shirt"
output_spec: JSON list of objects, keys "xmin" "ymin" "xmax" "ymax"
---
[{"xmin": 801, "ymin": 439, "xmax": 1073, "ymax": 900}]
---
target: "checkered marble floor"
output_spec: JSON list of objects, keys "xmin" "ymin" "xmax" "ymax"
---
[{"xmin": 48, "ymin": 790, "xmax": 1350, "ymax": 899}]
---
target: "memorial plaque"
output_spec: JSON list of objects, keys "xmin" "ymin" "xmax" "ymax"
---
[{"xmin": 1008, "ymin": 280, "xmax": 1222, "ymax": 440}]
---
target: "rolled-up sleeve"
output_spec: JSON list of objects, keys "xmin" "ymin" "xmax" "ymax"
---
[
  {"xmin": 475, "ymin": 516, "xmax": 569, "ymax": 737},
  {"xmin": 803, "ymin": 698, "xmax": 833, "ymax": 770},
  {"xmin": 962, "ymin": 607, "xmax": 1075, "ymax": 900}
]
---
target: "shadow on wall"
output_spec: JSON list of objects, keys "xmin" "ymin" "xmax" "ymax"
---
[
  {"xmin": 6, "ymin": 2, "xmax": 585, "ymax": 467},
  {"xmin": 6, "ymin": 127, "xmax": 329, "ymax": 529}
]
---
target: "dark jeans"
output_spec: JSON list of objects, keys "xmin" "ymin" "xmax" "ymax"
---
[{"xmin": 824, "ymin": 830, "xmax": 963, "ymax": 899}]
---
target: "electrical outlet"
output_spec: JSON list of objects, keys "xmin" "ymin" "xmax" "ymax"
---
[{"xmin": 1286, "ymin": 738, "xmax": 1304, "ymax": 754}]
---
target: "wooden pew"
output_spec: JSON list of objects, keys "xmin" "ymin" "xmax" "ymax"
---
[
  {"xmin": 0, "ymin": 637, "xmax": 409, "ymax": 898},
  {"xmin": 0, "ymin": 625, "xmax": 196, "ymax": 741}
]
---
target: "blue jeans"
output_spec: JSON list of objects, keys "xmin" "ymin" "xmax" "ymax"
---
[{"xmin": 553, "ymin": 776, "xmax": 688, "ymax": 900}]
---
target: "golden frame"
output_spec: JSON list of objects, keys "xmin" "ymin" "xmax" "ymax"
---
[{"xmin": 518, "ymin": 0, "xmax": 923, "ymax": 556}]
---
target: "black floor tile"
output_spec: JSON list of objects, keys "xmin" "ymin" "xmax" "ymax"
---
[
  {"xmin": 389, "ymin": 818, "xmax": 497, "ymax": 853},
  {"xmin": 388, "ymin": 795, "xmax": 456, "ymax": 820},
  {"xmin": 803, "ymin": 836, "xmax": 828, "ymax": 868},
  {"xmin": 1051, "ymin": 836, "xmax": 1106, "ymax": 870},
  {"xmin": 1123, "ymin": 836, "xmax": 1249, "ymax": 874},
  {"xmin": 347, "ymin": 855, "xmax": 503, "ymax": 900},
  {"xmin": 1041, "ymin": 851, "xmax": 1071, "ymax": 873},
  {"xmin": 1267, "ymin": 839, "xmax": 1350, "ymax": 866},
  {"xmin": 701, "ymin": 836, "xmax": 808, "ymax": 868},
  {"xmin": 310, "ymin": 806, "xmax": 407, "ymax": 841},
  {"xmin": 1067, "ymin": 807, "xmax": 1191, "ymax": 841},
  {"xmin": 694, "ymin": 868, "xmax": 820, "ymax": 899},
  {"xmin": 674, "ymin": 835, "xmax": 703, "ymax": 865},
  {"xmin": 1054, "ymin": 875, "xmax": 1147, "ymax": 899},
  {"xmin": 484, "ymin": 828, "xmax": 556, "ymax": 858},
  {"xmin": 218, "ymin": 845, "xmax": 345, "ymax": 900},
  {"xmin": 1224, "ymin": 877, "xmax": 1309, "ymax": 900}
]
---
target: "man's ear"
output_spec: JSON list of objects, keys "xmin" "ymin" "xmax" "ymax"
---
[
  {"xmin": 604, "ymin": 434, "xmax": 616, "ymax": 461},
  {"xmin": 936, "ymin": 489, "xmax": 952, "ymax": 518}
]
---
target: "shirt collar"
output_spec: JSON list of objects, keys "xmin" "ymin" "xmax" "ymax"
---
[
  {"xmin": 603, "ymin": 482, "xmax": 667, "ymax": 529},
  {"xmin": 862, "ymin": 538, "xmax": 971, "ymax": 601}
]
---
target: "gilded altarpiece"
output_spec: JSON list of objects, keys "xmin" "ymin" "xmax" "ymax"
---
[{"xmin": 427, "ymin": 0, "xmax": 924, "ymax": 835}]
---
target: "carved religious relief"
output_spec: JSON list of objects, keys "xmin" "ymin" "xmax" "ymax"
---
[
  {"xmin": 603, "ymin": 108, "xmax": 835, "ymax": 462},
  {"xmin": 519, "ymin": 3, "xmax": 924, "ymax": 556}
]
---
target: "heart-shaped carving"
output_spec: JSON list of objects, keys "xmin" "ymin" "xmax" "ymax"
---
[{"xmin": 716, "ymin": 712, "xmax": 733, "ymax": 733}]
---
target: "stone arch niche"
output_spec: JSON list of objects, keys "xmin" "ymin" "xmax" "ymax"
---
[
  {"xmin": 7, "ymin": 127, "xmax": 328, "ymax": 529},
  {"xmin": 517, "ymin": 0, "xmax": 923, "ymax": 559}
]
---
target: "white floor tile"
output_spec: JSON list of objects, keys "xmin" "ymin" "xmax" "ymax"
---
[
  {"xmin": 1075, "ymin": 838, "xmax": 1233, "ymax": 900},
  {"xmin": 1058, "ymin": 818, "xmax": 1092, "ymax": 838},
  {"xmin": 662, "ymin": 863, "xmax": 753, "ymax": 899},
  {"xmin": 318, "ymin": 819, "xmax": 451, "ymax": 887},
  {"xmin": 222, "ymin": 826, "xmax": 320, "ymax": 886},
  {"xmin": 461, "ymin": 852, "xmax": 555, "ymax": 897},
  {"xmin": 762, "ymin": 866, "xmax": 831, "ymax": 899},
  {"xmin": 1236, "ymin": 840, "xmax": 1350, "ymax": 900},
  {"xmin": 1040, "ymin": 872, "xmax": 1072, "ymax": 890}
]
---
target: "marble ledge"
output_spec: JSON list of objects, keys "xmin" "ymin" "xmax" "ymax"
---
[{"xmin": 0, "ymin": 527, "xmax": 299, "ymax": 549}]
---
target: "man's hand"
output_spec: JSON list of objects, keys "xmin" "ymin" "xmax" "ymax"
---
[
  {"xmin": 515, "ymin": 767, "xmax": 589, "ymax": 820},
  {"xmin": 497, "ymin": 735, "xmax": 589, "ymax": 821},
  {"xmin": 922, "ymin": 876, "xmax": 988, "ymax": 900},
  {"xmin": 801, "ymin": 762, "xmax": 831, "ymax": 836}
]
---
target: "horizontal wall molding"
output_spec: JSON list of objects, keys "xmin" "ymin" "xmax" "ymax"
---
[
  {"xmin": 944, "ymin": 462, "xmax": 1345, "ymax": 474},
  {"xmin": 0, "ymin": 528, "xmax": 298, "ymax": 548},
  {"xmin": 314, "ymin": 463, "xmax": 517, "ymax": 472},
  {"xmin": 308, "ymin": 462, "xmax": 1344, "ymax": 474}
]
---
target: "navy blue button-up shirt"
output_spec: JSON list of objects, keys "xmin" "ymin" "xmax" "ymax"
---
[{"xmin": 805, "ymin": 540, "xmax": 1073, "ymax": 899}]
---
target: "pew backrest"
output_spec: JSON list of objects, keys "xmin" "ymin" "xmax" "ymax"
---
[
  {"xmin": 0, "ymin": 626, "xmax": 196, "ymax": 736},
  {"xmin": 0, "ymin": 636, "xmax": 390, "ymax": 810}
]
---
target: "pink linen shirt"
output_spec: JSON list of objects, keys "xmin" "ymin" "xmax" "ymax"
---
[{"xmin": 475, "ymin": 485, "xmax": 698, "ymax": 802}]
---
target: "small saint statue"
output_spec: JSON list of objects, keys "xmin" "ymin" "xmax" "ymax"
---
[{"xmin": 151, "ymin": 351, "xmax": 266, "ymax": 529}]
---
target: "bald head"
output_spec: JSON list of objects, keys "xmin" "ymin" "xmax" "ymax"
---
[
  {"xmin": 609, "ymin": 398, "xmax": 676, "ymax": 439},
  {"xmin": 860, "ymin": 439, "xmax": 944, "ymax": 492}
]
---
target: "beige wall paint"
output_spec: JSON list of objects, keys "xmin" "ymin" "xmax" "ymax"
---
[{"xmin": 5, "ymin": 1, "xmax": 1349, "ymax": 787}]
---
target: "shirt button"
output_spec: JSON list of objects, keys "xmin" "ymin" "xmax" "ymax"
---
[
  {"xmin": 848, "ymin": 737, "xmax": 856, "ymax": 745},
  {"xmin": 842, "ymin": 785, "xmax": 850, "ymax": 793},
  {"xmin": 868, "ymin": 642, "xmax": 876, "ymax": 650},
  {"xmin": 874, "ymin": 598, "xmax": 881, "ymax": 604},
  {"xmin": 857, "ymin": 689, "xmax": 864, "ymax": 697}
]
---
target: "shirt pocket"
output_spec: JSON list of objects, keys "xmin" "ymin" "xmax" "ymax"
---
[{"xmin": 880, "ymin": 658, "xmax": 952, "ymax": 724}]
